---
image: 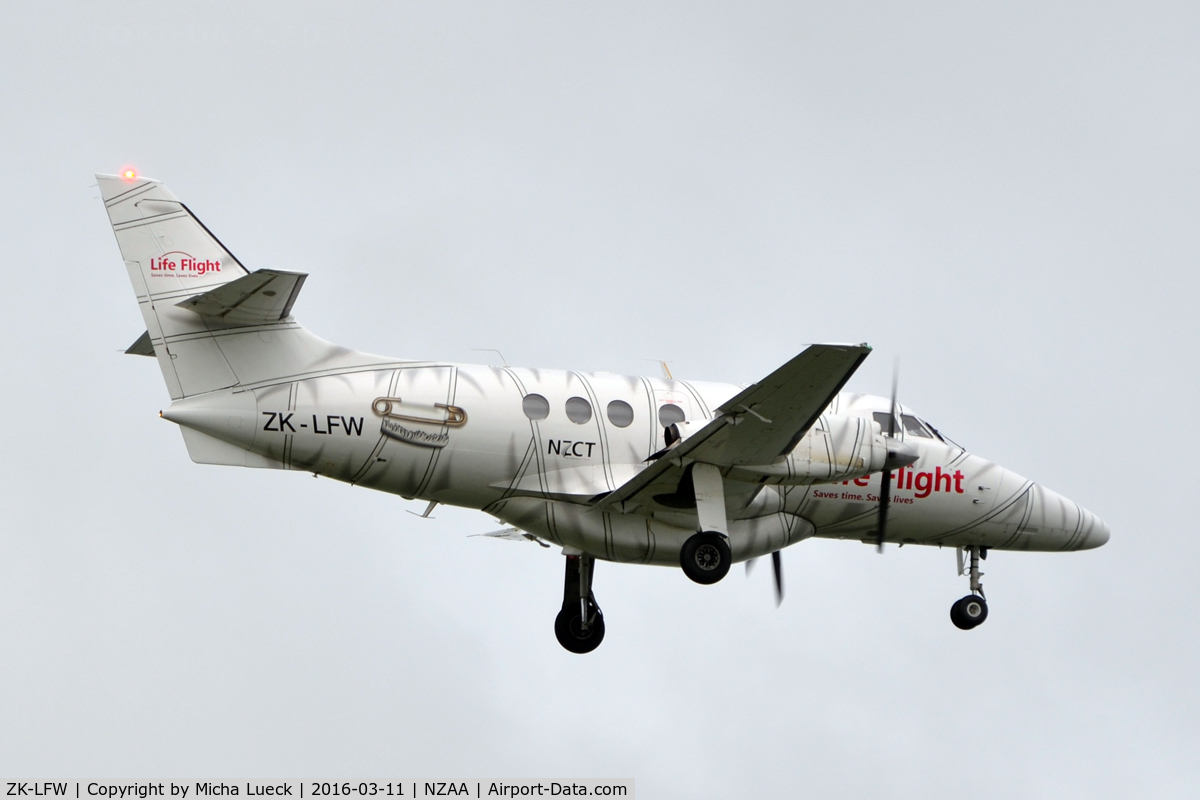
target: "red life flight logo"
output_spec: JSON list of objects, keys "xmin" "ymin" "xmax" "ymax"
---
[{"xmin": 148, "ymin": 251, "xmax": 222, "ymax": 277}]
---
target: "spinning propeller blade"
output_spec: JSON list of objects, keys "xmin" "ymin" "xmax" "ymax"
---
[
  {"xmin": 746, "ymin": 551, "xmax": 785, "ymax": 606},
  {"xmin": 771, "ymin": 550, "xmax": 784, "ymax": 606},
  {"xmin": 876, "ymin": 363, "xmax": 899, "ymax": 553}
]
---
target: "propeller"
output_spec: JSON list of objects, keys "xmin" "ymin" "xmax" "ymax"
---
[
  {"xmin": 876, "ymin": 365, "xmax": 899, "ymax": 553},
  {"xmin": 875, "ymin": 361, "xmax": 919, "ymax": 553},
  {"xmin": 745, "ymin": 550, "xmax": 785, "ymax": 606}
]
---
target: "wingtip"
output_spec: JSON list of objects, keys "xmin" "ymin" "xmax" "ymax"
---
[{"xmin": 807, "ymin": 342, "xmax": 872, "ymax": 353}]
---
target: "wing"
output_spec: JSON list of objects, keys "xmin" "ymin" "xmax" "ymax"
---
[{"xmin": 595, "ymin": 343, "xmax": 871, "ymax": 513}]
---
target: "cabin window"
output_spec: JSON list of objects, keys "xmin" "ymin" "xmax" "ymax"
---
[
  {"xmin": 565, "ymin": 396, "xmax": 593, "ymax": 424},
  {"xmin": 607, "ymin": 400, "xmax": 634, "ymax": 428},
  {"xmin": 522, "ymin": 393, "xmax": 550, "ymax": 421},
  {"xmin": 658, "ymin": 403, "xmax": 686, "ymax": 427}
]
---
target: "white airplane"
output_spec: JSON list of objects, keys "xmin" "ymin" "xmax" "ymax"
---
[{"xmin": 98, "ymin": 172, "xmax": 1110, "ymax": 653}]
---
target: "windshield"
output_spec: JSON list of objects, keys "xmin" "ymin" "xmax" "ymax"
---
[
  {"xmin": 901, "ymin": 414, "xmax": 936, "ymax": 439},
  {"xmin": 873, "ymin": 411, "xmax": 950, "ymax": 444}
]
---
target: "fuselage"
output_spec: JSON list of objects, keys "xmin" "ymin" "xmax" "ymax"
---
[{"xmin": 163, "ymin": 361, "xmax": 1111, "ymax": 565}]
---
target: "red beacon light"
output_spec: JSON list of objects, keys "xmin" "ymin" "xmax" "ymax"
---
[{"xmin": 121, "ymin": 169, "xmax": 138, "ymax": 181}]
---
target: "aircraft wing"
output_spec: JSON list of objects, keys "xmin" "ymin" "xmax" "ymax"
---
[{"xmin": 595, "ymin": 343, "xmax": 871, "ymax": 512}]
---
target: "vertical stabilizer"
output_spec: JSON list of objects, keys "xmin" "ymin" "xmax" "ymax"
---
[
  {"xmin": 100, "ymin": 172, "xmax": 396, "ymax": 415},
  {"xmin": 99, "ymin": 173, "xmax": 249, "ymax": 398}
]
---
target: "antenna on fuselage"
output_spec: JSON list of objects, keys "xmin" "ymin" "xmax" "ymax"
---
[
  {"xmin": 644, "ymin": 359, "xmax": 674, "ymax": 379},
  {"xmin": 472, "ymin": 348, "xmax": 510, "ymax": 367}
]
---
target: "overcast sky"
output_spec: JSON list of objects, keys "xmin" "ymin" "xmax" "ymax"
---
[{"xmin": 2, "ymin": 2, "xmax": 1198, "ymax": 796}]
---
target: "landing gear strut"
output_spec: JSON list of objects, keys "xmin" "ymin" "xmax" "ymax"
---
[
  {"xmin": 554, "ymin": 553, "xmax": 605, "ymax": 653},
  {"xmin": 680, "ymin": 464, "xmax": 732, "ymax": 585},
  {"xmin": 950, "ymin": 546, "xmax": 989, "ymax": 630}
]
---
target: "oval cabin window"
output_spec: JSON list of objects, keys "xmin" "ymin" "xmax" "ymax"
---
[
  {"xmin": 658, "ymin": 403, "xmax": 686, "ymax": 426},
  {"xmin": 606, "ymin": 400, "xmax": 634, "ymax": 428},
  {"xmin": 565, "ymin": 396, "xmax": 593, "ymax": 424},
  {"xmin": 522, "ymin": 393, "xmax": 550, "ymax": 421}
]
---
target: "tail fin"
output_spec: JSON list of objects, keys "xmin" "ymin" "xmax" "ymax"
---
[
  {"xmin": 100, "ymin": 173, "xmax": 255, "ymax": 399},
  {"xmin": 99, "ymin": 173, "xmax": 375, "ymax": 401},
  {"xmin": 98, "ymin": 173, "xmax": 249, "ymax": 293}
]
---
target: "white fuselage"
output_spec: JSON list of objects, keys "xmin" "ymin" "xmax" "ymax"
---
[{"xmin": 163, "ymin": 362, "xmax": 1110, "ymax": 565}]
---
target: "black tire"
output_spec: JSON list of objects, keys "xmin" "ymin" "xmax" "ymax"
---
[
  {"xmin": 554, "ymin": 606, "xmax": 606, "ymax": 654},
  {"xmin": 950, "ymin": 594, "xmax": 989, "ymax": 630},
  {"xmin": 680, "ymin": 532, "xmax": 732, "ymax": 585}
]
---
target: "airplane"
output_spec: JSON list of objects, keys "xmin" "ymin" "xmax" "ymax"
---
[{"xmin": 97, "ymin": 171, "xmax": 1111, "ymax": 653}]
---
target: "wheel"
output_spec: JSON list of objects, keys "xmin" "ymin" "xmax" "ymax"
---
[
  {"xmin": 950, "ymin": 594, "xmax": 989, "ymax": 630},
  {"xmin": 554, "ymin": 606, "xmax": 606, "ymax": 654},
  {"xmin": 680, "ymin": 532, "xmax": 732, "ymax": 585}
]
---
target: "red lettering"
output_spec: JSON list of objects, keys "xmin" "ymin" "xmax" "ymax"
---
[
  {"xmin": 934, "ymin": 466, "xmax": 952, "ymax": 493},
  {"xmin": 953, "ymin": 469, "xmax": 964, "ymax": 494},
  {"xmin": 854, "ymin": 476, "xmax": 869, "ymax": 487},
  {"xmin": 148, "ymin": 252, "xmax": 220, "ymax": 276},
  {"xmin": 914, "ymin": 472, "xmax": 933, "ymax": 498}
]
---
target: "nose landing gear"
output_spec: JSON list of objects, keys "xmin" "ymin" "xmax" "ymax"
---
[
  {"xmin": 554, "ymin": 553, "xmax": 605, "ymax": 653},
  {"xmin": 950, "ymin": 594, "xmax": 988, "ymax": 629},
  {"xmin": 951, "ymin": 546, "xmax": 989, "ymax": 630}
]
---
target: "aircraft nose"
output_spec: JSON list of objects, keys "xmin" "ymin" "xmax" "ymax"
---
[{"xmin": 1030, "ymin": 483, "xmax": 1110, "ymax": 550}]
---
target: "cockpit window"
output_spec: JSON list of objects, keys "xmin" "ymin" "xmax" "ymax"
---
[
  {"xmin": 873, "ymin": 412, "xmax": 897, "ymax": 436},
  {"xmin": 875, "ymin": 410, "xmax": 946, "ymax": 442},
  {"xmin": 901, "ymin": 414, "xmax": 935, "ymax": 439},
  {"xmin": 925, "ymin": 422, "xmax": 958, "ymax": 448}
]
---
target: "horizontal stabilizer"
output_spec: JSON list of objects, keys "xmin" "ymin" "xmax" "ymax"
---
[
  {"xmin": 469, "ymin": 527, "xmax": 551, "ymax": 548},
  {"xmin": 125, "ymin": 330, "xmax": 155, "ymax": 357},
  {"xmin": 176, "ymin": 269, "xmax": 307, "ymax": 326}
]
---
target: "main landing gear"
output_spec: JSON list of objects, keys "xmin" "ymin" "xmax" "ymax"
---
[
  {"xmin": 555, "ymin": 553, "xmax": 605, "ymax": 654},
  {"xmin": 679, "ymin": 464, "xmax": 732, "ymax": 585},
  {"xmin": 951, "ymin": 545, "xmax": 989, "ymax": 630},
  {"xmin": 680, "ymin": 531, "xmax": 731, "ymax": 584}
]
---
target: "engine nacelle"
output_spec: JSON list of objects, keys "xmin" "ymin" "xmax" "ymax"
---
[{"xmin": 728, "ymin": 414, "xmax": 891, "ymax": 485}]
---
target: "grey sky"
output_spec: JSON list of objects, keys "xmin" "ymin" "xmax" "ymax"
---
[{"xmin": 2, "ymin": 2, "xmax": 1197, "ymax": 796}]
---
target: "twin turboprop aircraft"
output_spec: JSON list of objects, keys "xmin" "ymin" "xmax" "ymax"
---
[{"xmin": 99, "ymin": 172, "xmax": 1111, "ymax": 653}]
